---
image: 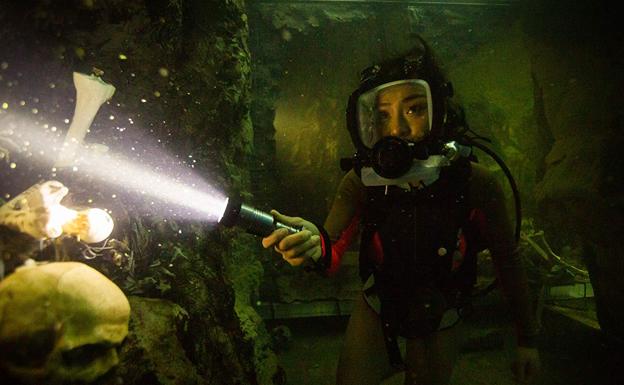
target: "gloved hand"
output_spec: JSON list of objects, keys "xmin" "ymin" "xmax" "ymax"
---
[
  {"xmin": 261, "ymin": 210, "xmax": 322, "ymax": 266},
  {"xmin": 511, "ymin": 346, "xmax": 540, "ymax": 384}
]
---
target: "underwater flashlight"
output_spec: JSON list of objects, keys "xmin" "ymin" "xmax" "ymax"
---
[{"xmin": 219, "ymin": 197, "xmax": 302, "ymax": 237}]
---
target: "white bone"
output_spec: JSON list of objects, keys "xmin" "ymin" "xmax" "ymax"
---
[
  {"xmin": 55, "ymin": 73, "xmax": 115, "ymax": 168},
  {"xmin": 62, "ymin": 208, "xmax": 114, "ymax": 243},
  {"xmin": 0, "ymin": 181, "xmax": 69, "ymax": 239},
  {"xmin": 0, "ymin": 181, "xmax": 114, "ymax": 243}
]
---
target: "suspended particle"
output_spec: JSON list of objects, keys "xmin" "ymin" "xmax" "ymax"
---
[
  {"xmin": 111, "ymin": 194, "xmax": 117, "ymax": 198},
  {"xmin": 158, "ymin": 67, "xmax": 169, "ymax": 77},
  {"xmin": 75, "ymin": 47, "xmax": 86, "ymax": 60},
  {"xmin": 64, "ymin": 118, "xmax": 70, "ymax": 123},
  {"xmin": 1, "ymin": 103, "xmax": 7, "ymax": 109},
  {"xmin": 9, "ymin": 162, "xmax": 16, "ymax": 169},
  {"xmin": 154, "ymin": 91, "xmax": 161, "ymax": 97},
  {"xmin": 51, "ymin": 126, "xmax": 57, "ymax": 132},
  {"xmin": 1, "ymin": 62, "xmax": 8, "ymax": 70},
  {"xmin": 72, "ymin": 166, "xmax": 78, "ymax": 171},
  {"xmin": 19, "ymin": 100, "xmax": 26, "ymax": 106},
  {"xmin": 109, "ymin": 115, "xmax": 115, "ymax": 120},
  {"xmin": 118, "ymin": 53, "xmax": 128, "ymax": 60},
  {"xmin": 281, "ymin": 29, "xmax": 292, "ymax": 41},
  {"xmin": 49, "ymin": 83, "xmax": 56, "ymax": 89},
  {"xmin": 31, "ymin": 108, "xmax": 38, "ymax": 114},
  {"xmin": 141, "ymin": 98, "xmax": 147, "ymax": 103}
]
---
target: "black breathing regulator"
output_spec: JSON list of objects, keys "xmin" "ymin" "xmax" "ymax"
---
[{"xmin": 340, "ymin": 136, "xmax": 472, "ymax": 178}]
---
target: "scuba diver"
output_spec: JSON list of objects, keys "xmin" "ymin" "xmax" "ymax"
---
[{"xmin": 262, "ymin": 36, "xmax": 541, "ymax": 385}]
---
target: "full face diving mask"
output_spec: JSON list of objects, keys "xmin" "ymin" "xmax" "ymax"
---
[
  {"xmin": 346, "ymin": 79, "xmax": 470, "ymax": 186},
  {"xmin": 357, "ymin": 79, "xmax": 433, "ymax": 150}
]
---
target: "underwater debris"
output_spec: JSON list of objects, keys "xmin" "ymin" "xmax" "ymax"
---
[{"xmin": 521, "ymin": 218, "xmax": 589, "ymax": 279}]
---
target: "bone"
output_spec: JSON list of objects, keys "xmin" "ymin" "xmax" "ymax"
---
[
  {"xmin": 0, "ymin": 181, "xmax": 69, "ymax": 239},
  {"xmin": 0, "ymin": 181, "xmax": 113, "ymax": 243},
  {"xmin": 55, "ymin": 72, "xmax": 115, "ymax": 168},
  {"xmin": 62, "ymin": 208, "xmax": 114, "ymax": 243}
]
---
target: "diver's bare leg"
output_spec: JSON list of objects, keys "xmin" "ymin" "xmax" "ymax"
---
[
  {"xmin": 336, "ymin": 293, "xmax": 393, "ymax": 385},
  {"xmin": 403, "ymin": 324, "xmax": 463, "ymax": 385}
]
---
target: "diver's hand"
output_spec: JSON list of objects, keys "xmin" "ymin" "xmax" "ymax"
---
[
  {"xmin": 511, "ymin": 346, "xmax": 540, "ymax": 384},
  {"xmin": 261, "ymin": 210, "xmax": 322, "ymax": 266}
]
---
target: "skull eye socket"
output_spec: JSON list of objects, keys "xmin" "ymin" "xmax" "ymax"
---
[
  {"xmin": 61, "ymin": 343, "xmax": 117, "ymax": 367},
  {"xmin": 0, "ymin": 328, "xmax": 57, "ymax": 367}
]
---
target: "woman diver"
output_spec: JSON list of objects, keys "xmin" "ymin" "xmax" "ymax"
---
[{"xmin": 262, "ymin": 36, "xmax": 540, "ymax": 385}]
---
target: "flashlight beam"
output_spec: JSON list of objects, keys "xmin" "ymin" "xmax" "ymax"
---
[
  {"xmin": 1, "ymin": 114, "xmax": 228, "ymax": 222},
  {"xmin": 72, "ymin": 149, "xmax": 228, "ymax": 221}
]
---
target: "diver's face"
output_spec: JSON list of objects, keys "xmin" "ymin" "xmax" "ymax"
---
[{"xmin": 375, "ymin": 83, "xmax": 429, "ymax": 142}]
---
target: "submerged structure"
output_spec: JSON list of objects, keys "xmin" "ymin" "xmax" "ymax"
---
[{"xmin": 0, "ymin": 0, "xmax": 622, "ymax": 384}]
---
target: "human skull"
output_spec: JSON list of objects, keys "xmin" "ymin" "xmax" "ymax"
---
[{"xmin": 0, "ymin": 262, "xmax": 130, "ymax": 383}]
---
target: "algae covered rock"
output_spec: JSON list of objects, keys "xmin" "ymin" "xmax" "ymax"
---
[{"xmin": 102, "ymin": 296, "xmax": 206, "ymax": 385}]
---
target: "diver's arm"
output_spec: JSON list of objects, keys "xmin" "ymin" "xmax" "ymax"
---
[
  {"xmin": 262, "ymin": 170, "xmax": 364, "ymax": 273},
  {"xmin": 473, "ymin": 165, "xmax": 540, "ymax": 347},
  {"xmin": 316, "ymin": 170, "xmax": 365, "ymax": 274}
]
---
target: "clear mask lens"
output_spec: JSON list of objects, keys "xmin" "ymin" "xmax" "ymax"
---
[{"xmin": 357, "ymin": 79, "xmax": 433, "ymax": 148}]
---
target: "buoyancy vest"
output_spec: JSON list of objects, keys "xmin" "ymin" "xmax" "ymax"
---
[{"xmin": 358, "ymin": 158, "xmax": 478, "ymax": 341}]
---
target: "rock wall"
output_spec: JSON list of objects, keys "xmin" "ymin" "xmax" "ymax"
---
[
  {"xmin": 522, "ymin": 0, "xmax": 624, "ymax": 343},
  {"xmin": 0, "ymin": 1, "xmax": 277, "ymax": 384}
]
